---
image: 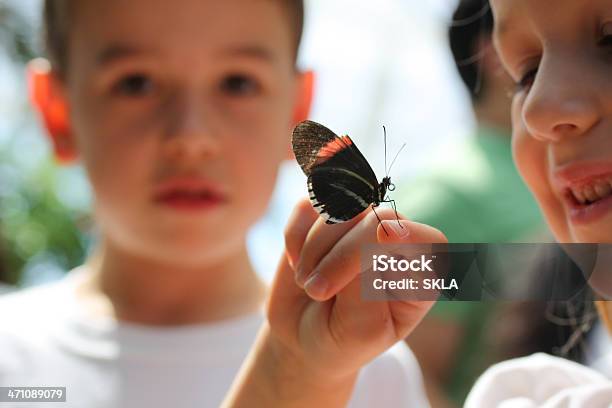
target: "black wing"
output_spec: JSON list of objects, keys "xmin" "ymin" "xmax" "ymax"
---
[
  {"xmin": 292, "ymin": 120, "xmax": 378, "ymax": 181},
  {"xmin": 308, "ymin": 167, "xmax": 378, "ymax": 224}
]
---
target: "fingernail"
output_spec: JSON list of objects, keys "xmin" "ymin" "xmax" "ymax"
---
[
  {"xmin": 304, "ymin": 273, "xmax": 328, "ymax": 300},
  {"xmin": 382, "ymin": 220, "xmax": 410, "ymax": 238},
  {"xmin": 287, "ymin": 254, "xmax": 295, "ymax": 270}
]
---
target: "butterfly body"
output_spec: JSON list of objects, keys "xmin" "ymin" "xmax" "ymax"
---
[{"xmin": 292, "ymin": 120, "xmax": 397, "ymax": 225}]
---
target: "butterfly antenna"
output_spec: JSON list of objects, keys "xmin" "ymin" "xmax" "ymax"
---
[
  {"xmin": 387, "ymin": 143, "xmax": 407, "ymax": 176},
  {"xmin": 383, "ymin": 126, "xmax": 388, "ymax": 176}
]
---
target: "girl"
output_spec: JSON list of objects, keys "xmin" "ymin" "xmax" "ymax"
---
[
  {"xmin": 465, "ymin": 0, "xmax": 612, "ymax": 404},
  {"xmin": 223, "ymin": 0, "xmax": 612, "ymax": 406}
]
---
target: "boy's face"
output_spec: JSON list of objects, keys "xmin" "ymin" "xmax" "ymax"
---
[
  {"xmin": 54, "ymin": 0, "xmax": 306, "ymax": 264},
  {"xmin": 491, "ymin": 0, "xmax": 612, "ymax": 243}
]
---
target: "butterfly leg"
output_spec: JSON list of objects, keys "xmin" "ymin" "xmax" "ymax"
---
[
  {"xmin": 371, "ymin": 204, "xmax": 389, "ymax": 236},
  {"xmin": 382, "ymin": 199, "xmax": 403, "ymax": 230}
]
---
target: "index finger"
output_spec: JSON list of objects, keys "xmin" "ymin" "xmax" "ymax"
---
[{"xmin": 284, "ymin": 198, "xmax": 319, "ymax": 270}]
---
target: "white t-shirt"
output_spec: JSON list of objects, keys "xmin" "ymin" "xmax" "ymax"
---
[
  {"xmin": 0, "ymin": 269, "xmax": 429, "ymax": 408},
  {"xmin": 586, "ymin": 322, "xmax": 612, "ymax": 379},
  {"xmin": 464, "ymin": 353, "xmax": 612, "ymax": 407}
]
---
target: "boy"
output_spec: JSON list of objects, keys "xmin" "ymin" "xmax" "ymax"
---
[
  {"xmin": 0, "ymin": 0, "xmax": 430, "ymax": 407},
  {"xmin": 224, "ymin": 0, "xmax": 612, "ymax": 406}
]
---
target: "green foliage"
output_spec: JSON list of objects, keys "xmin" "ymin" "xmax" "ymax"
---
[
  {"xmin": 0, "ymin": 128, "xmax": 91, "ymax": 283},
  {"xmin": 0, "ymin": 158, "xmax": 89, "ymax": 285}
]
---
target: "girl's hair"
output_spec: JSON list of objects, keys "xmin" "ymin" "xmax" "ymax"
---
[
  {"xmin": 448, "ymin": 0, "xmax": 492, "ymax": 101},
  {"xmin": 496, "ymin": 245, "xmax": 601, "ymax": 363}
]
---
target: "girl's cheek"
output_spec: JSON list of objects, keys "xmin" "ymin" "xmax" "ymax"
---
[
  {"xmin": 511, "ymin": 96, "xmax": 548, "ymax": 204},
  {"xmin": 512, "ymin": 118, "xmax": 571, "ymax": 242},
  {"xmin": 512, "ymin": 131, "xmax": 540, "ymax": 196},
  {"xmin": 518, "ymin": 135, "xmax": 574, "ymax": 241},
  {"xmin": 511, "ymin": 99, "xmax": 535, "ymax": 192}
]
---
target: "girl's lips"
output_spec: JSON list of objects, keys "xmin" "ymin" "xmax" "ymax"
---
[
  {"xmin": 152, "ymin": 177, "xmax": 227, "ymax": 212},
  {"xmin": 554, "ymin": 161, "xmax": 612, "ymax": 186},
  {"xmin": 564, "ymin": 189, "xmax": 612, "ymax": 225},
  {"xmin": 554, "ymin": 162, "xmax": 612, "ymax": 225}
]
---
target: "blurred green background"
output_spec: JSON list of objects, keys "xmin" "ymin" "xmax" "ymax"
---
[{"xmin": 0, "ymin": 1, "xmax": 89, "ymax": 287}]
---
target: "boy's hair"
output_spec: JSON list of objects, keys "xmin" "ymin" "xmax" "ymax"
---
[
  {"xmin": 448, "ymin": 0, "xmax": 493, "ymax": 102},
  {"xmin": 43, "ymin": 0, "xmax": 304, "ymax": 77}
]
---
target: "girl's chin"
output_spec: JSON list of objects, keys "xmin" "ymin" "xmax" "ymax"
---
[{"xmin": 570, "ymin": 218, "xmax": 612, "ymax": 243}]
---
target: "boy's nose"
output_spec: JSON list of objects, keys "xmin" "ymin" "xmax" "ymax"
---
[
  {"xmin": 162, "ymin": 91, "xmax": 221, "ymax": 160},
  {"xmin": 521, "ymin": 59, "xmax": 600, "ymax": 143}
]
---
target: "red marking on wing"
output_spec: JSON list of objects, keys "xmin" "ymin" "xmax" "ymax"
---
[{"xmin": 316, "ymin": 136, "xmax": 353, "ymax": 161}]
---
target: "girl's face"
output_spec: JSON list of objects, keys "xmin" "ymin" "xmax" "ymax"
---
[{"xmin": 491, "ymin": 0, "xmax": 612, "ymax": 243}]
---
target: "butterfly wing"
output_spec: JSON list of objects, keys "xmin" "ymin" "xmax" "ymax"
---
[
  {"xmin": 292, "ymin": 121, "xmax": 381, "ymax": 223},
  {"xmin": 308, "ymin": 168, "xmax": 377, "ymax": 224},
  {"xmin": 292, "ymin": 120, "xmax": 378, "ymax": 180},
  {"xmin": 293, "ymin": 120, "xmax": 343, "ymax": 176}
]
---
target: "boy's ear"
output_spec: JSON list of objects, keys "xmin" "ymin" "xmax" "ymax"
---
[
  {"xmin": 292, "ymin": 70, "xmax": 314, "ymax": 125},
  {"xmin": 27, "ymin": 58, "xmax": 77, "ymax": 164},
  {"xmin": 288, "ymin": 70, "xmax": 315, "ymax": 160}
]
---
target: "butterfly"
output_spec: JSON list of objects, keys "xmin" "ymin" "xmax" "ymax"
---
[{"xmin": 291, "ymin": 120, "xmax": 404, "ymax": 234}]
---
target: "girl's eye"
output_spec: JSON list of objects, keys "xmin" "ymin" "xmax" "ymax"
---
[
  {"xmin": 113, "ymin": 74, "xmax": 154, "ymax": 97},
  {"xmin": 515, "ymin": 68, "xmax": 538, "ymax": 92},
  {"xmin": 599, "ymin": 22, "xmax": 612, "ymax": 47},
  {"xmin": 598, "ymin": 35, "xmax": 612, "ymax": 47},
  {"xmin": 220, "ymin": 74, "xmax": 260, "ymax": 96}
]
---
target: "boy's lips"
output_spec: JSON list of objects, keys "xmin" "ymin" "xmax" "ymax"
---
[
  {"xmin": 152, "ymin": 177, "xmax": 228, "ymax": 212},
  {"xmin": 553, "ymin": 161, "xmax": 612, "ymax": 225}
]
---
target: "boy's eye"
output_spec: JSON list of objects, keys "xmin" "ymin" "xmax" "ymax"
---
[
  {"xmin": 515, "ymin": 68, "xmax": 538, "ymax": 92},
  {"xmin": 113, "ymin": 74, "xmax": 154, "ymax": 97},
  {"xmin": 220, "ymin": 74, "xmax": 260, "ymax": 96}
]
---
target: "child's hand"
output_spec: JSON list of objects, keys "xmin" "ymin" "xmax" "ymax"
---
[
  {"xmin": 269, "ymin": 198, "xmax": 446, "ymax": 380},
  {"xmin": 223, "ymin": 199, "xmax": 447, "ymax": 408}
]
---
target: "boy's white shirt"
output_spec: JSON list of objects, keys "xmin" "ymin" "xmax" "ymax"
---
[
  {"xmin": 465, "ymin": 352, "xmax": 612, "ymax": 408},
  {"xmin": 0, "ymin": 268, "xmax": 430, "ymax": 408}
]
